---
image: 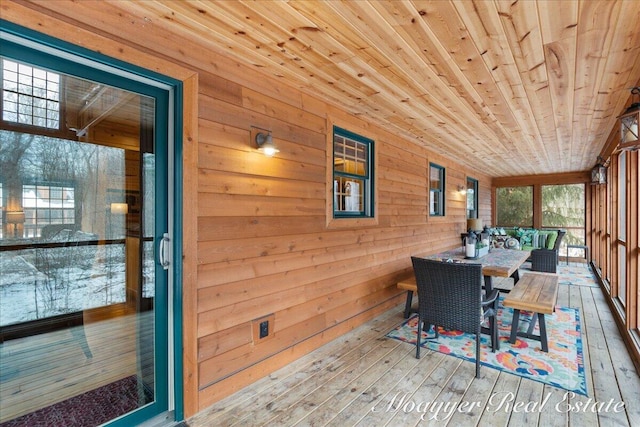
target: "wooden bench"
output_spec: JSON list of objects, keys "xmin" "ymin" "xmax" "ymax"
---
[
  {"xmin": 502, "ymin": 272, "xmax": 559, "ymax": 352},
  {"xmin": 397, "ymin": 276, "xmax": 417, "ymax": 318}
]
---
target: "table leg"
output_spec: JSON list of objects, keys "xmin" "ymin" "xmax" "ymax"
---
[
  {"xmin": 483, "ymin": 275, "xmax": 502, "ymax": 331},
  {"xmin": 488, "ymin": 316, "xmax": 499, "ymax": 351},
  {"xmin": 510, "ymin": 269, "xmax": 520, "ymax": 284},
  {"xmin": 403, "ymin": 290, "xmax": 414, "ymax": 318},
  {"xmin": 526, "ymin": 313, "xmax": 538, "ymax": 336},
  {"xmin": 539, "ymin": 314, "xmax": 548, "ymax": 352},
  {"xmin": 509, "ymin": 309, "xmax": 521, "ymax": 344},
  {"xmin": 483, "ymin": 275, "xmax": 493, "ymax": 293}
]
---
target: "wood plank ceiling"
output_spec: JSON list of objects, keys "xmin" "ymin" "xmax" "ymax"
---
[{"xmin": 119, "ymin": 0, "xmax": 640, "ymax": 177}]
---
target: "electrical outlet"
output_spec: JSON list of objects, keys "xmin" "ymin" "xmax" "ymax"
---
[
  {"xmin": 259, "ymin": 320, "xmax": 269, "ymax": 338},
  {"xmin": 253, "ymin": 314, "xmax": 274, "ymax": 342}
]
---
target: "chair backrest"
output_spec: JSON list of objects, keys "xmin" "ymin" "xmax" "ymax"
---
[
  {"xmin": 411, "ymin": 257, "xmax": 484, "ymax": 334},
  {"xmin": 554, "ymin": 230, "xmax": 566, "ymax": 251}
]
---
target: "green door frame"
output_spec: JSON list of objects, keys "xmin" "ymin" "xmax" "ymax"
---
[{"xmin": 0, "ymin": 20, "xmax": 184, "ymax": 424}]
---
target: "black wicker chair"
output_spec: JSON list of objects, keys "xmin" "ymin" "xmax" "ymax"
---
[
  {"xmin": 531, "ymin": 230, "xmax": 566, "ymax": 273},
  {"xmin": 411, "ymin": 257, "xmax": 500, "ymax": 378}
]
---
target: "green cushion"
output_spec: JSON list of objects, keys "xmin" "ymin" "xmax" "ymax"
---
[{"xmin": 539, "ymin": 230, "xmax": 558, "ymax": 249}]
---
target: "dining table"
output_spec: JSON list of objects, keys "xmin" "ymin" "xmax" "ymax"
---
[{"xmin": 397, "ymin": 247, "xmax": 531, "ymax": 318}]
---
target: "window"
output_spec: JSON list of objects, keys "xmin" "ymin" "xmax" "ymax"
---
[
  {"xmin": 541, "ymin": 183, "xmax": 585, "ymax": 255},
  {"xmin": 496, "ymin": 186, "xmax": 533, "ymax": 227},
  {"xmin": 333, "ymin": 126, "xmax": 374, "ymax": 217},
  {"xmin": 467, "ymin": 177, "xmax": 478, "ymax": 219},
  {"xmin": 2, "ymin": 59, "xmax": 60, "ymax": 129},
  {"xmin": 617, "ymin": 151, "xmax": 627, "ymax": 308},
  {"xmin": 429, "ymin": 163, "xmax": 445, "ymax": 216},
  {"xmin": 22, "ymin": 183, "xmax": 75, "ymax": 238}
]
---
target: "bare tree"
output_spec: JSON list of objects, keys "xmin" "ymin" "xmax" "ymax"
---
[{"xmin": 0, "ymin": 132, "xmax": 33, "ymax": 237}]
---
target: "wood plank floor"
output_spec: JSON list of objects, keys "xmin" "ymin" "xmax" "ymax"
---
[
  {"xmin": 189, "ymin": 267, "xmax": 640, "ymax": 427},
  {"xmin": 0, "ymin": 310, "xmax": 151, "ymax": 423}
]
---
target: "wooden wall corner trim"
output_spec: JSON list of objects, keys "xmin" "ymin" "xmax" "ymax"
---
[{"xmin": 181, "ymin": 74, "xmax": 200, "ymax": 418}]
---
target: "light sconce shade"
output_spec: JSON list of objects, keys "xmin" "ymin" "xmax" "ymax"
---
[
  {"xmin": 5, "ymin": 211, "xmax": 25, "ymax": 224},
  {"xmin": 467, "ymin": 218, "xmax": 483, "ymax": 232},
  {"xmin": 457, "ymin": 184, "xmax": 466, "ymax": 194},
  {"xmin": 591, "ymin": 157, "xmax": 607, "ymax": 185},
  {"xmin": 110, "ymin": 202, "xmax": 129, "ymax": 215},
  {"xmin": 255, "ymin": 131, "xmax": 279, "ymax": 157},
  {"xmin": 619, "ymin": 87, "xmax": 640, "ymax": 151}
]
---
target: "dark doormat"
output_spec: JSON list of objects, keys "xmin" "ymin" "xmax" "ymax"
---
[{"xmin": 1, "ymin": 375, "xmax": 153, "ymax": 427}]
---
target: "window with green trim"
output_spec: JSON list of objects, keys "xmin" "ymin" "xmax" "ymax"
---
[
  {"xmin": 333, "ymin": 126, "xmax": 373, "ymax": 217},
  {"xmin": 429, "ymin": 163, "xmax": 445, "ymax": 216}
]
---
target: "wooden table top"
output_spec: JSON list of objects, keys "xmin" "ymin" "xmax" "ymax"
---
[
  {"xmin": 398, "ymin": 248, "xmax": 531, "ymax": 292},
  {"xmin": 425, "ymin": 247, "xmax": 531, "ymax": 278}
]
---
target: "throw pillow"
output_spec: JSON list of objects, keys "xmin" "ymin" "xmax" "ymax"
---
[
  {"xmin": 545, "ymin": 231, "xmax": 558, "ymax": 249},
  {"xmin": 505, "ymin": 237, "xmax": 520, "ymax": 250},
  {"xmin": 518, "ymin": 229, "xmax": 537, "ymax": 247},
  {"xmin": 533, "ymin": 233, "xmax": 548, "ymax": 249}
]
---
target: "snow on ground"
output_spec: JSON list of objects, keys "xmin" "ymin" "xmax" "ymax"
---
[{"xmin": 0, "ymin": 243, "xmax": 153, "ymax": 326}]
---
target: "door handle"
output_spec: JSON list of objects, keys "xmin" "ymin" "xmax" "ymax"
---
[{"xmin": 159, "ymin": 233, "xmax": 171, "ymax": 270}]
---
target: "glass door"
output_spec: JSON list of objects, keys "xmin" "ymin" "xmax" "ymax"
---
[{"xmin": 0, "ymin": 33, "xmax": 172, "ymax": 426}]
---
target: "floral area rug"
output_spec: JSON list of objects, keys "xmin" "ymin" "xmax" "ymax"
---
[
  {"xmin": 556, "ymin": 263, "xmax": 599, "ymax": 287},
  {"xmin": 386, "ymin": 298, "xmax": 588, "ymax": 396},
  {"xmin": 492, "ymin": 262, "xmax": 598, "ymax": 291}
]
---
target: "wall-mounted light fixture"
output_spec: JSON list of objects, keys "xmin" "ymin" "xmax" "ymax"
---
[
  {"xmin": 590, "ymin": 156, "xmax": 607, "ymax": 185},
  {"xmin": 619, "ymin": 86, "xmax": 639, "ymax": 151},
  {"xmin": 110, "ymin": 202, "xmax": 129, "ymax": 215},
  {"xmin": 457, "ymin": 184, "xmax": 466, "ymax": 194},
  {"xmin": 251, "ymin": 126, "xmax": 279, "ymax": 157}
]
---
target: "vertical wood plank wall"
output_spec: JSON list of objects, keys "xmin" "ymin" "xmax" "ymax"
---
[{"xmin": 3, "ymin": 2, "xmax": 492, "ymax": 417}]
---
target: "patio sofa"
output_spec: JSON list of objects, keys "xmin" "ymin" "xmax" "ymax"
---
[{"xmin": 490, "ymin": 227, "xmax": 566, "ymax": 273}]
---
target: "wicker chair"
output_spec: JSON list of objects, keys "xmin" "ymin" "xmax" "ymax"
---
[
  {"xmin": 531, "ymin": 230, "xmax": 566, "ymax": 273},
  {"xmin": 411, "ymin": 257, "xmax": 500, "ymax": 378}
]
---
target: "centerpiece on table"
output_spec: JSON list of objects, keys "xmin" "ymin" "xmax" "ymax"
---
[{"xmin": 464, "ymin": 231, "xmax": 489, "ymax": 259}]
